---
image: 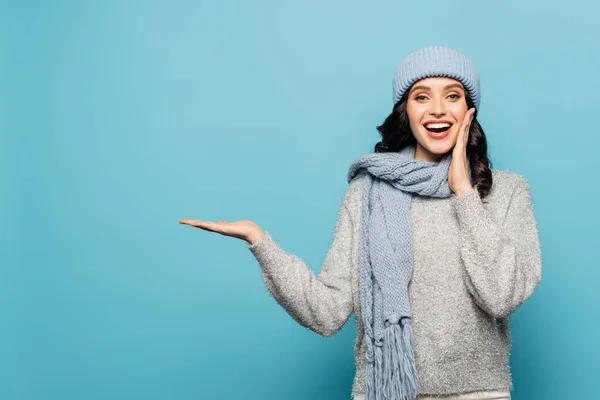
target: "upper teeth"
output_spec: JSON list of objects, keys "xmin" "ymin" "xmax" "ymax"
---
[{"xmin": 426, "ymin": 123, "xmax": 451, "ymax": 129}]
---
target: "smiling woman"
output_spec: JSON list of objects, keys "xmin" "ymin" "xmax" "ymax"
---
[{"xmin": 181, "ymin": 45, "xmax": 541, "ymax": 400}]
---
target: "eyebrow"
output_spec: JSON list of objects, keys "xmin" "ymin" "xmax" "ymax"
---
[{"xmin": 409, "ymin": 83, "xmax": 465, "ymax": 94}]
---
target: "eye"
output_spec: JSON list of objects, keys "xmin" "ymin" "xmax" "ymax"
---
[
  {"xmin": 415, "ymin": 95, "xmax": 427, "ymax": 101},
  {"xmin": 448, "ymin": 94, "xmax": 460, "ymax": 99}
]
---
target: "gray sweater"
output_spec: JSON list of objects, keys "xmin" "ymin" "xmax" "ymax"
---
[{"xmin": 248, "ymin": 169, "xmax": 542, "ymax": 399}]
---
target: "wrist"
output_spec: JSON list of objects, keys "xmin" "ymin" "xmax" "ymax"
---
[
  {"xmin": 247, "ymin": 230, "xmax": 265, "ymax": 246},
  {"xmin": 454, "ymin": 185, "xmax": 475, "ymax": 196}
]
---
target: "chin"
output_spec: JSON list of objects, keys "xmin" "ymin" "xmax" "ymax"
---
[
  {"xmin": 428, "ymin": 143, "xmax": 453, "ymax": 154},
  {"xmin": 419, "ymin": 138, "xmax": 454, "ymax": 156}
]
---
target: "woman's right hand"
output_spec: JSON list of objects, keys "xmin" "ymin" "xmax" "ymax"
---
[{"xmin": 179, "ymin": 218, "xmax": 265, "ymax": 245}]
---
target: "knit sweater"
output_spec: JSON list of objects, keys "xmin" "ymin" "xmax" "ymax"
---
[{"xmin": 248, "ymin": 168, "xmax": 542, "ymax": 399}]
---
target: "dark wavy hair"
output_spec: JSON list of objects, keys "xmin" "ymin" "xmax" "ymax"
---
[{"xmin": 374, "ymin": 87, "xmax": 493, "ymax": 199}]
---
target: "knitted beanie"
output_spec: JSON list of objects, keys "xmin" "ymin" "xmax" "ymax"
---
[{"xmin": 392, "ymin": 45, "xmax": 481, "ymax": 109}]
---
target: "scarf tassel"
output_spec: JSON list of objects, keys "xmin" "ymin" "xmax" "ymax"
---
[
  {"xmin": 370, "ymin": 319, "xmax": 419, "ymax": 400},
  {"xmin": 401, "ymin": 319, "xmax": 419, "ymax": 396},
  {"xmin": 365, "ymin": 342, "xmax": 375, "ymax": 398},
  {"xmin": 375, "ymin": 344, "xmax": 383, "ymax": 400}
]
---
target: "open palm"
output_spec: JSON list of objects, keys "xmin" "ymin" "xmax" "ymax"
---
[
  {"xmin": 448, "ymin": 107, "xmax": 476, "ymax": 196},
  {"xmin": 179, "ymin": 218, "xmax": 264, "ymax": 245}
]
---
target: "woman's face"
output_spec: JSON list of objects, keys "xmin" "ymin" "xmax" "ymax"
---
[{"xmin": 405, "ymin": 77, "xmax": 469, "ymax": 162}]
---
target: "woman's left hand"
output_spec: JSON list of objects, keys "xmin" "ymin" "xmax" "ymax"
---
[{"xmin": 449, "ymin": 107, "xmax": 476, "ymax": 196}]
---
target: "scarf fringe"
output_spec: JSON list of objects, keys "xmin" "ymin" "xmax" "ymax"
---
[
  {"xmin": 368, "ymin": 319, "xmax": 419, "ymax": 400},
  {"xmin": 375, "ymin": 345, "xmax": 383, "ymax": 400},
  {"xmin": 401, "ymin": 319, "xmax": 419, "ymax": 396},
  {"xmin": 387, "ymin": 324, "xmax": 404, "ymax": 399},
  {"xmin": 366, "ymin": 353, "xmax": 375, "ymax": 400}
]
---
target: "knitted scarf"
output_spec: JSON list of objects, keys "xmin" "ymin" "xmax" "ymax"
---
[{"xmin": 346, "ymin": 144, "xmax": 472, "ymax": 400}]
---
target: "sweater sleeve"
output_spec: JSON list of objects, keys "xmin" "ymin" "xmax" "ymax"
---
[
  {"xmin": 451, "ymin": 176, "xmax": 542, "ymax": 319},
  {"xmin": 247, "ymin": 200, "xmax": 354, "ymax": 337}
]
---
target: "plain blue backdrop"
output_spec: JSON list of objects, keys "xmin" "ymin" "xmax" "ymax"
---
[{"xmin": 2, "ymin": 1, "xmax": 599, "ymax": 399}]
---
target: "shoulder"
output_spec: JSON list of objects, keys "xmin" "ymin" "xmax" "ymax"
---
[
  {"xmin": 341, "ymin": 170, "xmax": 368, "ymax": 217},
  {"xmin": 489, "ymin": 168, "xmax": 531, "ymax": 199}
]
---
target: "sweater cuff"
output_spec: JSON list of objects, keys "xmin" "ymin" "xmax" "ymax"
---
[
  {"xmin": 451, "ymin": 187, "xmax": 485, "ymax": 226},
  {"xmin": 248, "ymin": 230, "xmax": 271, "ymax": 249},
  {"xmin": 247, "ymin": 231, "xmax": 279, "ymax": 268}
]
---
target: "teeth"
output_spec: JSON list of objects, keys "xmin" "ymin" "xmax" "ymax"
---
[{"xmin": 425, "ymin": 123, "xmax": 451, "ymax": 129}]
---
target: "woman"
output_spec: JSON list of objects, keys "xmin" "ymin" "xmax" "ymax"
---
[{"xmin": 180, "ymin": 46, "xmax": 542, "ymax": 400}]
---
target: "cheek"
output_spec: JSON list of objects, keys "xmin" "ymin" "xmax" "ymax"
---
[
  {"xmin": 451, "ymin": 104, "xmax": 468, "ymax": 121},
  {"xmin": 409, "ymin": 118, "xmax": 425, "ymax": 137},
  {"xmin": 406, "ymin": 105, "xmax": 425, "ymax": 131}
]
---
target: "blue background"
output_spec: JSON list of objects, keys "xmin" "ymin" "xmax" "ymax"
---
[{"xmin": 2, "ymin": 1, "xmax": 599, "ymax": 399}]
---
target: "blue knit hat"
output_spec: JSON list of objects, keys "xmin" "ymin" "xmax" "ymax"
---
[{"xmin": 392, "ymin": 45, "xmax": 481, "ymax": 109}]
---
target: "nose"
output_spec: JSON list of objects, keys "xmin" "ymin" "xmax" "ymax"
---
[{"xmin": 428, "ymin": 97, "xmax": 447, "ymax": 117}]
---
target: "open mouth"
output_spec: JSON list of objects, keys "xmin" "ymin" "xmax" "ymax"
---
[
  {"xmin": 422, "ymin": 122, "xmax": 453, "ymax": 139},
  {"xmin": 424, "ymin": 122, "xmax": 452, "ymax": 134}
]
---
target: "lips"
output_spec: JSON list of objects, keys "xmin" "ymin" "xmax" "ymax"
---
[
  {"xmin": 423, "ymin": 120, "xmax": 453, "ymax": 136},
  {"xmin": 423, "ymin": 120, "xmax": 453, "ymax": 139}
]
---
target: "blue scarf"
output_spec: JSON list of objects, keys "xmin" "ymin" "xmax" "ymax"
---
[{"xmin": 347, "ymin": 144, "xmax": 471, "ymax": 400}]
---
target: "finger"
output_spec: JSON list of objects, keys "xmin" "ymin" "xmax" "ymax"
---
[
  {"xmin": 453, "ymin": 133, "xmax": 465, "ymax": 158},
  {"xmin": 179, "ymin": 219, "xmax": 218, "ymax": 231},
  {"xmin": 464, "ymin": 108, "xmax": 475, "ymax": 143},
  {"xmin": 464, "ymin": 108, "xmax": 474, "ymax": 131},
  {"xmin": 456, "ymin": 122, "xmax": 468, "ymax": 150},
  {"xmin": 179, "ymin": 219, "xmax": 203, "ymax": 226},
  {"xmin": 459, "ymin": 118, "xmax": 468, "ymax": 136},
  {"xmin": 460, "ymin": 108, "xmax": 472, "ymax": 131},
  {"xmin": 466, "ymin": 124, "xmax": 471, "ymax": 142},
  {"xmin": 456, "ymin": 118, "xmax": 468, "ymax": 147}
]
